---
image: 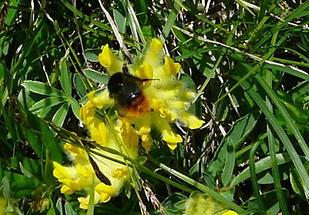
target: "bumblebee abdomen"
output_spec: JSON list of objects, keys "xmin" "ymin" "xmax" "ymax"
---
[
  {"xmin": 116, "ymin": 89, "xmax": 142, "ymax": 106},
  {"xmin": 108, "ymin": 72, "xmax": 148, "ymax": 115}
]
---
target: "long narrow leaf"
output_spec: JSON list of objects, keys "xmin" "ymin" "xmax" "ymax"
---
[
  {"xmin": 265, "ymin": 71, "xmax": 289, "ymax": 214},
  {"xmin": 22, "ymin": 81, "xmax": 64, "ymax": 97},
  {"xmin": 255, "ymin": 75, "xmax": 309, "ymax": 158},
  {"xmin": 156, "ymin": 161, "xmax": 246, "ymax": 213},
  {"xmin": 249, "ymin": 141, "xmax": 266, "ymax": 213},
  {"xmin": 52, "ymin": 103, "xmax": 70, "ymax": 127},
  {"xmin": 242, "ymin": 80, "xmax": 309, "ymax": 199},
  {"xmin": 230, "ymin": 153, "xmax": 291, "ymax": 187},
  {"xmin": 29, "ymin": 97, "xmax": 66, "ymax": 112},
  {"xmin": 59, "ymin": 58, "xmax": 72, "ymax": 96}
]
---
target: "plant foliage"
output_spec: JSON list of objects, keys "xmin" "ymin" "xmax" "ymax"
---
[{"xmin": 0, "ymin": 0, "xmax": 308, "ymax": 214}]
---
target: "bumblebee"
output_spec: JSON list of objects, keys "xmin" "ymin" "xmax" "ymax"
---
[{"xmin": 107, "ymin": 72, "xmax": 151, "ymax": 116}]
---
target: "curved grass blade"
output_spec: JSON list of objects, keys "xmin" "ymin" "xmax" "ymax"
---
[
  {"xmin": 265, "ymin": 70, "xmax": 289, "ymax": 214},
  {"xmin": 155, "ymin": 161, "xmax": 246, "ymax": 213},
  {"xmin": 255, "ymin": 75, "xmax": 309, "ymax": 158},
  {"xmin": 241, "ymin": 80, "xmax": 309, "ymax": 200},
  {"xmin": 230, "ymin": 153, "xmax": 291, "ymax": 187},
  {"xmin": 249, "ymin": 141, "xmax": 266, "ymax": 213}
]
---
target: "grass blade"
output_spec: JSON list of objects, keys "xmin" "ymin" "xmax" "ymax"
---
[
  {"xmin": 241, "ymin": 80, "xmax": 309, "ymax": 200},
  {"xmin": 255, "ymin": 75, "xmax": 309, "ymax": 158}
]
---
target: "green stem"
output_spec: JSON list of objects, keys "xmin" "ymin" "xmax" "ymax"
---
[
  {"xmin": 249, "ymin": 141, "xmax": 266, "ymax": 214},
  {"xmin": 148, "ymin": 157, "xmax": 246, "ymax": 213}
]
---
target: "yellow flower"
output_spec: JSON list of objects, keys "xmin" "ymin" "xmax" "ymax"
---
[
  {"xmin": 98, "ymin": 44, "xmax": 123, "ymax": 74},
  {"xmin": 223, "ymin": 210, "xmax": 238, "ymax": 215},
  {"xmin": 184, "ymin": 193, "xmax": 238, "ymax": 215},
  {"xmin": 97, "ymin": 38, "xmax": 204, "ymax": 150},
  {"xmin": 53, "ymin": 38, "xmax": 204, "ymax": 209},
  {"xmin": 0, "ymin": 198, "xmax": 7, "ymax": 215},
  {"xmin": 53, "ymin": 100, "xmax": 139, "ymax": 209},
  {"xmin": 53, "ymin": 140, "xmax": 137, "ymax": 208}
]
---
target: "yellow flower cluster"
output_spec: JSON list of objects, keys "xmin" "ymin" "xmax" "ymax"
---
[
  {"xmin": 53, "ymin": 38, "xmax": 204, "ymax": 209},
  {"xmin": 53, "ymin": 95, "xmax": 139, "ymax": 208},
  {"xmin": 98, "ymin": 38, "xmax": 204, "ymax": 151}
]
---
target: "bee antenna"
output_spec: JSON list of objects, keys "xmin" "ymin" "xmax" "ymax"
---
[{"xmin": 140, "ymin": 78, "xmax": 160, "ymax": 82}]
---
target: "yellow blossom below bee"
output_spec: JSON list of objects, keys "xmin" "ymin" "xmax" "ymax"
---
[{"xmin": 53, "ymin": 107, "xmax": 139, "ymax": 209}]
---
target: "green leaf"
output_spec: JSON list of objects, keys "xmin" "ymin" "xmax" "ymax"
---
[
  {"xmin": 10, "ymin": 172, "xmax": 41, "ymax": 198},
  {"xmin": 19, "ymin": 161, "xmax": 37, "ymax": 179},
  {"xmin": 157, "ymin": 162, "xmax": 245, "ymax": 213},
  {"xmin": 162, "ymin": 0, "xmax": 183, "ymax": 39},
  {"xmin": 1, "ymin": 177, "xmax": 11, "ymax": 199},
  {"xmin": 59, "ymin": 58, "xmax": 72, "ymax": 96},
  {"xmin": 26, "ymin": 112, "xmax": 63, "ymax": 162},
  {"xmin": 83, "ymin": 68, "xmax": 109, "ymax": 84},
  {"xmin": 241, "ymin": 79, "xmax": 309, "ymax": 198},
  {"xmin": 257, "ymin": 172, "xmax": 288, "ymax": 185},
  {"xmin": 22, "ymin": 128, "xmax": 44, "ymax": 158},
  {"xmin": 203, "ymin": 66, "xmax": 215, "ymax": 79},
  {"xmin": 0, "ymin": 62, "xmax": 5, "ymax": 82},
  {"xmin": 52, "ymin": 103, "xmax": 70, "ymax": 126},
  {"xmin": 264, "ymin": 64, "xmax": 309, "ymax": 81},
  {"xmin": 230, "ymin": 153, "xmax": 291, "ymax": 187},
  {"xmin": 29, "ymin": 97, "xmax": 66, "ymax": 112},
  {"xmin": 235, "ymin": 0, "xmax": 255, "ymax": 16},
  {"xmin": 221, "ymin": 140, "xmax": 235, "ymax": 186},
  {"xmin": 70, "ymin": 98, "xmax": 81, "ymax": 120},
  {"xmin": 207, "ymin": 113, "xmax": 257, "ymax": 178},
  {"xmin": 64, "ymin": 203, "xmax": 78, "ymax": 215},
  {"xmin": 4, "ymin": 0, "xmax": 20, "ymax": 26},
  {"xmin": 142, "ymin": 25, "xmax": 154, "ymax": 39},
  {"xmin": 255, "ymin": 75, "xmax": 309, "ymax": 158},
  {"xmin": 47, "ymin": 206, "xmax": 57, "ymax": 215},
  {"xmin": 85, "ymin": 51, "xmax": 99, "ymax": 63},
  {"xmin": 290, "ymin": 161, "xmax": 309, "ymax": 198},
  {"xmin": 162, "ymin": 193, "xmax": 187, "ymax": 214},
  {"xmin": 113, "ymin": 9, "xmax": 126, "ymax": 34},
  {"xmin": 73, "ymin": 73, "xmax": 88, "ymax": 98},
  {"xmin": 0, "ymin": 37, "xmax": 10, "ymax": 56},
  {"xmin": 36, "ymin": 106, "xmax": 53, "ymax": 119},
  {"xmin": 22, "ymin": 81, "xmax": 64, "ymax": 96},
  {"xmin": 181, "ymin": 73, "xmax": 196, "ymax": 91}
]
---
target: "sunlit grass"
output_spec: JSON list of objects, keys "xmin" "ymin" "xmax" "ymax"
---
[{"xmin": 0, "ymin": 1, "xmax": 308, "ymax": 214}]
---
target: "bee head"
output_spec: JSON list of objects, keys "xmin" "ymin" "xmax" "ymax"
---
[{"xmin": 108, "ymin": 72, "xmax": 126, "ymax": 95}]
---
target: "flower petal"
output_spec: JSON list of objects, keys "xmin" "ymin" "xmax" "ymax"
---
[
  {"xmin": 223, "ymin": 210, "xmax": 238, "ymax": 215},
  {"xmin": 89, "ymin": 90, "xmax": 114, "ymax": 109},
  {"xmin": 136, "ymin": 63, "xmax": 153, "ymax": 80},
  {"xmin": 162, "ymin": 129, "xmax": 182, "ymax": 145},
  {"xmin": 163, "ymin": 56, "xmax": 181, "ymax": 75},
  {"xmin": 53, "ymin": 162, "xmax": 74, "ymax": 179},
  {"xmin": 112, "ymin": 168, "xmax": 129, "ymax": 179},
  {"xmin": 78, "ymin": 196, "xmax": 90, "ymax": 209},
  {"xmin": 98, "ymin": 44, "xmax": 123, "ymax": 74},
  {"xmin": 144, "ymin": 38, "xmax": 163, "ymax": 67},
  {"xmin": 180, "ymin": 112, "xmax": 205, "ymax": 129},
  {"xmin": 60, "ymin": 185, "xmax": 74, "ymax": 194}
]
